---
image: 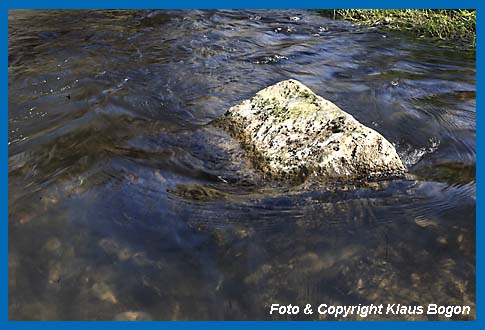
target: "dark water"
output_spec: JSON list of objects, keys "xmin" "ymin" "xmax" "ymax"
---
[{"xmin": 8, "ymin": 10, "xmax": 476, "ymax": 320}]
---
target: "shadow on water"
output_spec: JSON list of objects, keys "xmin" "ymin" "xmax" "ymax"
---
[{"xmin": 8, "ymin": 10, "xmax": 475, "ymax": 320}]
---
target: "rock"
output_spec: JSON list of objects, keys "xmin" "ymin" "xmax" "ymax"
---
[
  {"xmin": 114, "ymin": 311, "xmax": 152, "ymax": 321},
  {"xmin": 213, "ymin": 79, "xmax": 405, "ymax": 181},
  {"xmin": 44, "ymin": 238, "xmax": 61, "ymax": 252},
  {"xmin": 91, "ymin": 282, "xmax": 118, "ymax": 304},
  {"xmin": 167, "ymin": 183, "xmax": 227, "ymax": 201},
  {"xmin": 414, "ymin": 216, "xmax": 439, "ymax": 228},
  {"xmin": 48, "ymin": 262, "xmax": 63, "ymax": 286}
]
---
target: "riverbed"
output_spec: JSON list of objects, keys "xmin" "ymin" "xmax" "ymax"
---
[{"xmin": 8, "ymin": 10, "xmax": 476, "ymax": 320}]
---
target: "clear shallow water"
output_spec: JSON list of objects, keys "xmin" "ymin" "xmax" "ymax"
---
[{"xmin": 8, "ymin": 10, "xmax": 475, "ymax": 320}]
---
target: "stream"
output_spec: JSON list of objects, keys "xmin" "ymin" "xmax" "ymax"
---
[{"xmin": 8, "ymin": 10, "xmax": 476, "ymax": 320}]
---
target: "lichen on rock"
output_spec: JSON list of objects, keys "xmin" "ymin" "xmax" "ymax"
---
[{"xmin": 213, "ymin": 79, "xmax": 406, "ymax": 182}]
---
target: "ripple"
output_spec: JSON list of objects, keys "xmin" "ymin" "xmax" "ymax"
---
[{"xmin": 8, "ymin": 9, "xmax": 476, "ymax": 320}]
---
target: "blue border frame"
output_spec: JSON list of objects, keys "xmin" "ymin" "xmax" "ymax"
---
[{"xmin": 2, "ymin": 0, "xmax": 481, "ymax": 327}]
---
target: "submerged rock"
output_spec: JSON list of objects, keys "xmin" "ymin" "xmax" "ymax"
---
[
  {"xmin": 114, "ymin": 311, "xmax": 152, "ymax": 321},
  {"xmin": 214, "ymin": 79, "xmax": 406, "ymax": 181}
]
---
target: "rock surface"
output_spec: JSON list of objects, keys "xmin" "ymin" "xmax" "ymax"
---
[{"xmin": 214, "ymin": 79, "xmax": 406, "ymax": 181}]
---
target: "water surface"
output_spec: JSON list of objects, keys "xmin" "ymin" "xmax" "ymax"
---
[{"xmin": 8, "ymin": 10, "xmax": 476, "ymax": 320}]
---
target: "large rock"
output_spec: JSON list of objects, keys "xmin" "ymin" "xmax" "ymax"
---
[{"xmin": 213, "ymin": 79, "xmax": 406, "ymax": 182}]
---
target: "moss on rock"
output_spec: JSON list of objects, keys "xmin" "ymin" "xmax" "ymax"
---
[{"xmin": 214, "ymin": 79, "xmax": 406, "ymax": 182}]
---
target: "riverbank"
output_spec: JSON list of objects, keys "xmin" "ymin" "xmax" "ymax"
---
[{"xmin": 317, "ymin": 10, "xmax": 476, "ymax": 47}]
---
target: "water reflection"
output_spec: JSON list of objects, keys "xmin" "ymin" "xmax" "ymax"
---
[{"xmin": 8, "ymin": 10, "xmax": 475, "ymax": 320}]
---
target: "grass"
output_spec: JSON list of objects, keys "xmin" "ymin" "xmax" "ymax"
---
[{"xmin": 317, "ymin": 9, "xmax": 476, "ymax": 47}]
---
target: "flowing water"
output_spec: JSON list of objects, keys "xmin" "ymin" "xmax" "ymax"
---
[{"xmin": 8, "ymin": 10, "xmax": 476, "ymax": 320}]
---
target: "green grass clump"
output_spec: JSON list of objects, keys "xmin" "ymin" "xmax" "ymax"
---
[{"xmin": 317, "ymin": 9, "xmax": 476, "ymax": 47}]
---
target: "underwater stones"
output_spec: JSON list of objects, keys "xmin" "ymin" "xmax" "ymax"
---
[
  {"xmin": 44, "ymin": 238, "xmax": 62, "ymax": 252},
  {"xmin": 414, "ymin": 216, "xmax": 439, "ymax": 228},
  {"xmin": 114, "ymin": 311, "xmax": 152, "ymax": 321},
  {"xmin": 167, "ymin": 183, "xmax": 227, "ymax": 201},
  {"xmin": 91, "ymin": 282, "xmax": 118, "ymax": 304},
  {"xmin": 214, "ymin": 79, "xmax": 406, "ymax": 181}
]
